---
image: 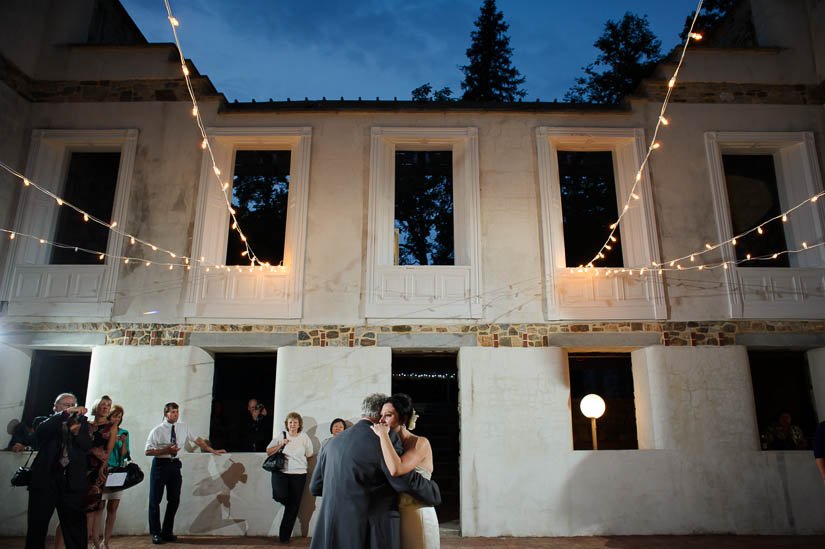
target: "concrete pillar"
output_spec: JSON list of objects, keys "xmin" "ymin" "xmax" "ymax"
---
[
  {"xmin": 0, "ymin": 343, "xmax": 31, "ymax": 442},
  {"xmin": 458, "ymin": 346, "xmax": 568, "ymax": 536},
  {"xmin": 631, "ymin": 345, "xmax": 759, "ymax": 452},
  {"xmin": 84, "ymin": 345, "xmax": 216, "ymax": 534},
  {"xmin": 272, "ymin": 346, "xmax": 392, "ymax": 538}
]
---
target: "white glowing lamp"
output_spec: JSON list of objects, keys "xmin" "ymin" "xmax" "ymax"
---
[
  {"xmin": 580, "ymin": 393, "xmax": 606, "ymax": 450},
  {"xmin": 580, "ymin": 394, "xmax": 605, "ymax": 419}
]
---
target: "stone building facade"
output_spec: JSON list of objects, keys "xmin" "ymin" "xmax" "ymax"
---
[{"xmin": 1, "ymin": 0, "xmax": 824, "ymax": 538}]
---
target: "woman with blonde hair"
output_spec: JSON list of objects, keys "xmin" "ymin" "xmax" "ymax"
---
[
  {"xmin": 101, "ymin": 404, "xmax": 129, "ymax": 549},
  {"xmin": 266, "ymin": 411, "xmax": 313, "ymax": 543}
]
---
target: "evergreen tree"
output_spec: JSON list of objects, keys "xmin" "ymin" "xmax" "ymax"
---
[
  {"xmin": 679, "ymin": 0, "xmax": 736, "ymax": 42},
  {"xmin": 460, "ymin": 0, "xmax": 526, "ymax": 102},
  {"xmin": 564, "ymin": 13, "xmax": 662, "ymax": 105}
]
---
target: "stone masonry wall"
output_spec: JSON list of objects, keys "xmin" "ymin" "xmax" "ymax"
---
[{"xmin": 2, "ymin": 319, "xmax": 824, "ymax": 348}]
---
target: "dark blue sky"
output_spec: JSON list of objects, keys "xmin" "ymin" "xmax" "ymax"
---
[{"xmin": 121, "ymin": 0, "xmax": 702, "ymax": 102}]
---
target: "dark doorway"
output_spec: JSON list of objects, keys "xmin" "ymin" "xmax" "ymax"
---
[
  {"xmin": 209, "ymin": 353, "xmax": 276, "ymax": 452},
  {"xmin": 392, "ymin": 352, "xmax": 459, "ymax": 524},
  {"xmin": 749, "ymin": 349, "xmax": 817, "ymax": 450},
  {"xmin": 568, "ymin": 352, "xmax": 638, "ymax": 450},
  {"xmin": 23, "ymin": 351, "xmax": 91, "ymax": 424}
]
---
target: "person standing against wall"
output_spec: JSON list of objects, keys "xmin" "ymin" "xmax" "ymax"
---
[
  {"xmin": 25, "ymin": 393, "xmax": 91, "ymax": 549},
  {"xmin": 266, "ymin": 411, "xmax": 314, "ymax": 544},
  {"xmin": 144, "ymin": 402, "xmax": 226, "ymax": 545}
]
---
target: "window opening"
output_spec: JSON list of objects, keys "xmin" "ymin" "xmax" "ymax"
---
[
  {"xmin": 22, "ymin": 351, "xmax": 91, "ymax": 425},
  {"xmin": 209, "ymin": 353, "xmax": 276, "ymax": 452},
  {"xmin": 749, "ymin": 350, "xmax": 817, "ymax": 450},
  {"xmin": 568, "ymin": 352, "xmax": 637, "ymax": 450},
  {"xmin": 722, "ymin": 154, "xmax": 790, "ymax": 267},
  {"xmin": 226, "ymin": 150, "xmax": 291, "ymax": 266},
  {"xmin": 50, "ymin": 152, "xmax": 120, "ymax": 264},
  {"xmin": 557, "ymin": 151, "xmax": 623, "ymax": 268},
  {"xmin": 394, "ymin": 151, "xmax": 454, "ymax": 266}
]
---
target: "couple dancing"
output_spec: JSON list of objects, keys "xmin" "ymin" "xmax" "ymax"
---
[{"xmin": 310, "ymin": 393, "xmax": 440, "ymax": 549}]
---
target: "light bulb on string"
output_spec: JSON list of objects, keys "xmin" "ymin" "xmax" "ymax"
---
[
  {"xmin": 201, "ymin": 139, "xmax": 208, "ymax": 150},
  {"xmin": 9, "ymin": 232, "xmax": 14, "ymax": 240},
  {"xmin": 757, "ymin": 226, "xmax": 764, "ymax": 235},
  {"xmin": 83, "ymin": 214, "xmax": 89, "ymax": 222}
]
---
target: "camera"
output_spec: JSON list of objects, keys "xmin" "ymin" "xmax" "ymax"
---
[{"xmin": 255, "ymin": 403, "xmax": 264, "ymax": 411}]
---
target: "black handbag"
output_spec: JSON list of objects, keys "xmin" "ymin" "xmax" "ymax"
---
[
  {"xmin": 106, "ymin": 456, "xmax": 144, "ymax": 492},
  {"xmin": 10, "ymin": 450, "xmax": 35, "ymax": 487},
  {"xmin": 262, "ymin": 431, "xmax": 287, "ymax": 472}
]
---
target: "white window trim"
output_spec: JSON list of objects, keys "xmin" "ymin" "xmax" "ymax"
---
[
  {"xmin": 705, "ymin": 131, "xmax": 825, "ymax": 318},
  {"xmin": 1, "ymin": 129, "xmax": 138, "ymax": 317},
  {"xmin": 365, "ymin": 127, "xmax": 482, "ymax": 319},
  {"xmin": 536, "ymin": 127, "xmax": 665, "ymax": 320},
  {"xmin": 183, "ymin": 127, "xmax": 311, "ymax": 320}
]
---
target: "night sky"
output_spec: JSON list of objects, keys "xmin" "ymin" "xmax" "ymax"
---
[{"xmin": 121, "ymin": 0, "xmax": 703, "ymax": 102}]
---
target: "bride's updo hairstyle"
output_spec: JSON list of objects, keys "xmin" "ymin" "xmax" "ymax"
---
[{"xmin": 385, "ymin": 393, "xmax": 414, "ymax": 427}]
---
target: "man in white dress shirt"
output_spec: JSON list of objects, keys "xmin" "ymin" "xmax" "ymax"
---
[{"xmin": 144, "ymin": 402, "xmax": 225, "ymax": 544}]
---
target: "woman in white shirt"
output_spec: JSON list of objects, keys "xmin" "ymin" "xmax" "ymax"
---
[{"xmin": 266, "ymin": 411, "xmax": 313, "ymax": 543}]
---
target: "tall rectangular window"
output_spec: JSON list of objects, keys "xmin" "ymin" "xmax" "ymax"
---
[
  {"xmin": 226, "ymin": 150, "xmax": 291, "ymax": 266},
  {"xmin": 394, "ymin": 150, "xmax": 454, "ymax": 266},
  {"xmin": 50, "ymin": 152, "xmax": 120, "ymax": 265},
  {"xmin": 722, "ymin": 154, "xmax": 790, "ymax": 267},
  {"xmin": 557, "ymin": 151, "xmax": 623, "ymax": 268}
]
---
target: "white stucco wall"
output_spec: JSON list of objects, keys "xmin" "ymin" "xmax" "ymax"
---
[
  {"xmin": 0, "ymin": 343, "xmax": 32, "ymax": 444},
  {"xmin": 459, "ymin": 346, "xmax": 825, "ymax": 537}
]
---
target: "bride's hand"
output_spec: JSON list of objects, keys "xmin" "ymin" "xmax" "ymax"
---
[{"xmin": 370, "ymin": 424, "xmax": 390, "ymax": 437}]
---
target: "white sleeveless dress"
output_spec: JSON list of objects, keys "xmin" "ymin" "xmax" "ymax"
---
[{"xmin": 399, "ymin": 466, "xmax": 440, "ymax": 549}]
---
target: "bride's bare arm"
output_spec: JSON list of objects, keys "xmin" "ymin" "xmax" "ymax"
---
[{"xmin": 371, "ymin": 424, "xmax": 428, "ymax": 476}]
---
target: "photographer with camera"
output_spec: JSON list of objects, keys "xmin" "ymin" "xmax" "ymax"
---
[
  {"xmin": 245, "ymin": 398, "xmax": 272, "ymax": 452},
  {"xmin": 25, "ymin": 392, "xmax": 91, "ymax": 549}
]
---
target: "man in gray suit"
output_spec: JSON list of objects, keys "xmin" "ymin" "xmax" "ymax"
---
[{"xmin": 309, "ymin": 393, "xmax": 440, "ymax": 549}]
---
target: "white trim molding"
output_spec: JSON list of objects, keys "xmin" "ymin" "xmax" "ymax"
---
[
  {"xmin": 536, "ymin": 127, "xmax": 665, "ymax": 320},
  {"xmin": 2, "ymin": 129, "xmax": 138, "ymax": 317},
  {"xmin": 365, "ymin": 127, "xmax": 482, "ymax": 319},
  {"xmin": 705, "ymin": 131, "xmax": 825, "ymax": 318},
  {"xmin": 183, "ymin": 127, "xmax": 312, "ymax": 320}
]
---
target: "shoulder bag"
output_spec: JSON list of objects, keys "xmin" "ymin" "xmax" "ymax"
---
[
  {"xmin": 10, "ymin": 450, "xmax": 35, "ymax": 487},
  {"xmin": 262, "ymin": 431, "xmax": 287, "ymax": 472}
]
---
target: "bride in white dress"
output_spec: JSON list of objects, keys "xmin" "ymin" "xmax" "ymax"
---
[{"xmin": 371, "ymin": 393, "xmax": 440, "ymax": 549}]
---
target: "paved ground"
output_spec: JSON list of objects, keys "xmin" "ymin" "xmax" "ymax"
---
[{"xmin": 4, "ymin": 536, "xmax": 825, "ymax": 548}]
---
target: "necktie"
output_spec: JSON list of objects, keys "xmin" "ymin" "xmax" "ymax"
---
[
  {"xmin": 170, "ymin": 425, "xmax": 177, "ymax": 458},
  {"xmin": 58, "ymin": 421, "xmax": 70, "ymax": 468}
]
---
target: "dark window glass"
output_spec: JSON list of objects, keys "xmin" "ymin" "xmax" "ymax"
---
[
  {"xmin": 209, "ymin": 353, "xmax": 276, "ymax": 452},
  {"xmin": 569, "ymin": 353, "xmax": 637, "ymax": 450},
  {"xmin": 22, "ymin": 351, "xmax": 90, "ymax": 425},
  {"xmin": 392, "ymin": 353, "xmax": 459, "ymax": 523},
  {"xmin": 50, "ymin": 152, "xmax": 120, "ymax": 264},
  {"xmin": 226, "ymin": 150, "xmax": 291, "ymax": 266},
  {"xmin": 723, "ymin": 154, "xmax": 789, "ymax": 267},
  {"xmin": 557, "ymin": 151, "xmax": 623, "ymax": 268},
  {"xmin": 749, "ymin": 350, "xmax": 817, "ymax": 450},
  {"xmin": 394, "ymin": 151, "xmax": 454, "ymax": 266}
]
